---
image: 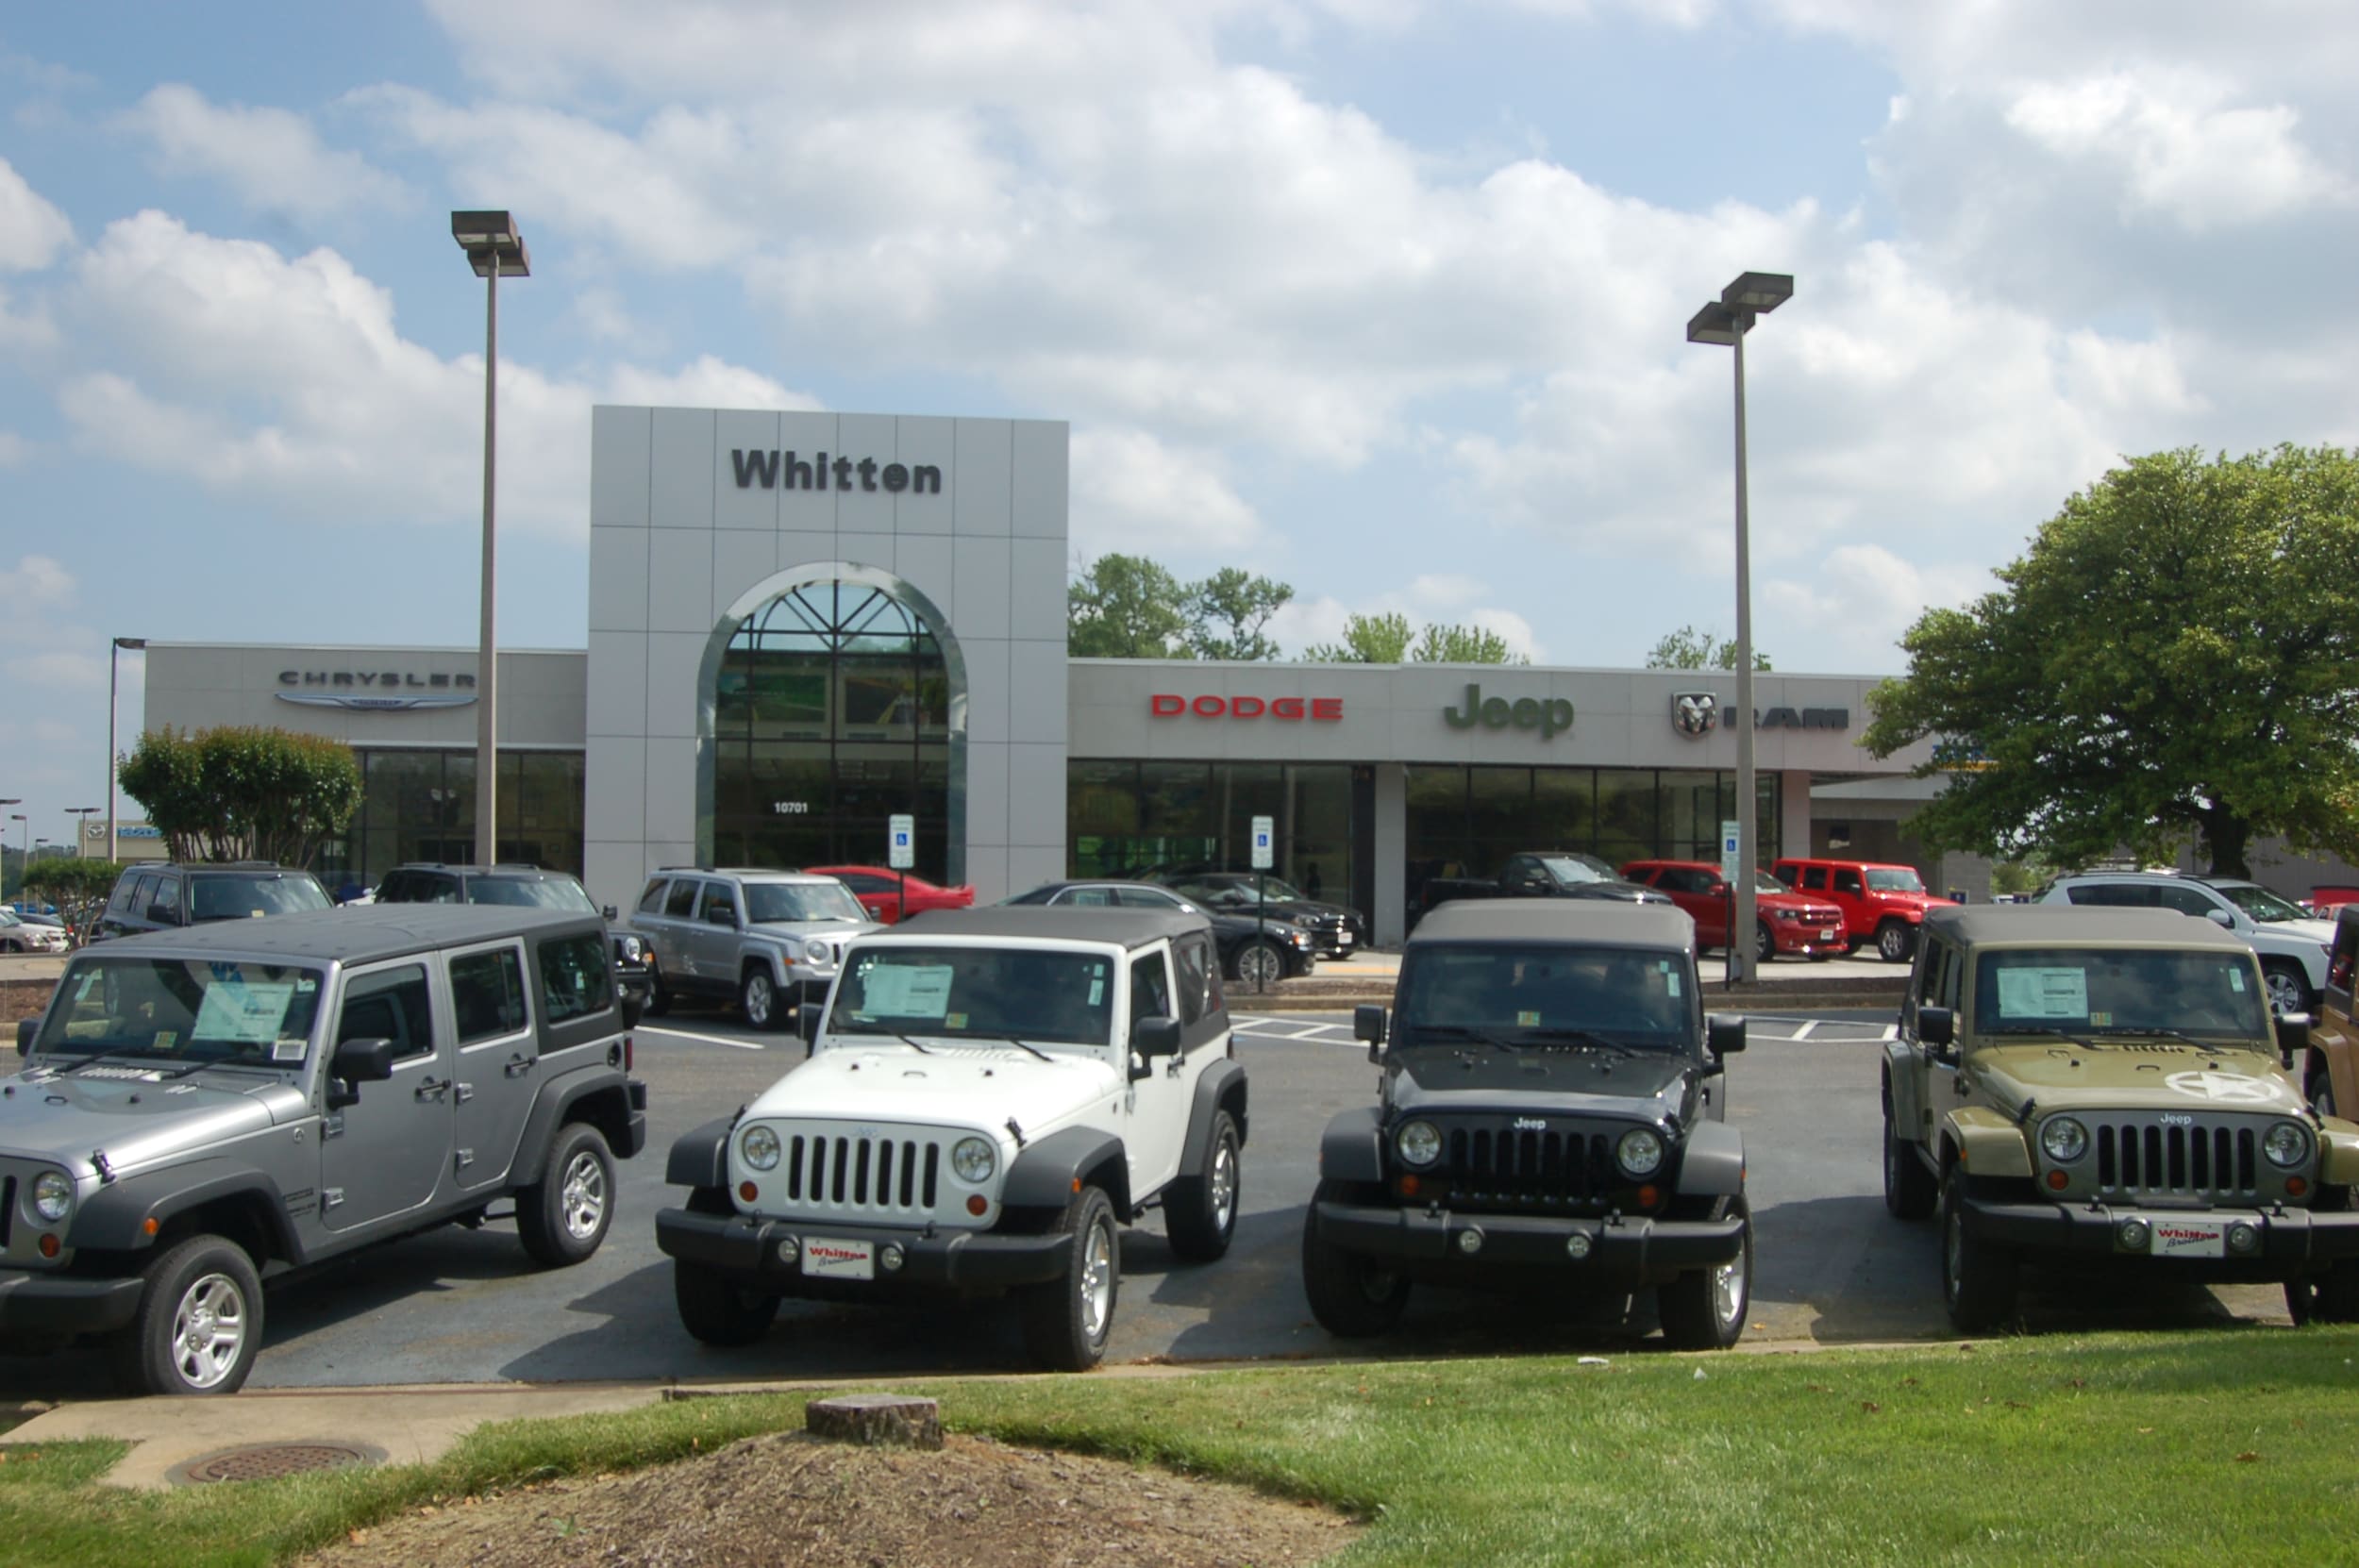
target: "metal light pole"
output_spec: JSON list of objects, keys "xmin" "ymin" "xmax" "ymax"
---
[
  {"xmin": 65, "ymin": 806, "xmax": 98, "ymax": 859},
  {"xmin": 3, "ymin": 808, "xmax": 22, "ymax": 903},
  {"xmin": 1686, "ymin": 271, "xmax": 1793, "ymax": 985},
  {"xmin": 109, "ymin": 637, "xmax": 146, "ymax": 863},
  {"xmin": 451, "ymin": 211, "xmax": 531, "ymax": 866}
]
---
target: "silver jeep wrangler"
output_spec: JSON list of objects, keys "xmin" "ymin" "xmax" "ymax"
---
[{"xmin": 1, "ymin": 906, "xmax": 647, "ymax": 1395}]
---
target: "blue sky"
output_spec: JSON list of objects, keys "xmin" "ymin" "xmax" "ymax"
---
[{"xmin": 6, "ymin": 0, "xmax": 2359, "ymax": 840}]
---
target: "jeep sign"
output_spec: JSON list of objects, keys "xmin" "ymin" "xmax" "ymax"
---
[{"xmin": 1442, "ymin": 683, "xmax": 1576, "ymax": 741}]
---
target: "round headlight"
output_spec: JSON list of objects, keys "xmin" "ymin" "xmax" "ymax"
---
[
  {"xmin": 1396, "ymin": 1120, "xmax": 1442, "ymax": 1168},
  {"xmin": 739, "ymin": 1125, "xmax": 781, "ymax": 1171},
  {"xmin": 952, "ymin": 1136, "xmax": 996, "ymax": 1183},
  {"xmin": 618, "ymin": 935, "xmax": 644, "ymax": 960},
  {"xmin": 2040, "ymin": 1116, "xmax": 2088, "ymax": 1163},
  {"xmin": 2264, "ymin": 1122, "xmax": 2309, "ymax": 1169},
  {"xmin": 804, "ymin": 937, "xmax": 831, "ymax": 964},
  {"xmin": 31, "ymin": 1170, "xmax": 73, "ymax": 1224},
  {"xmin": 1616, "ymin": 1127, "xmax": 1665, "ymax": 1178}
]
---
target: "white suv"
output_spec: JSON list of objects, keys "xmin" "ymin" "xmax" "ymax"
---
[
  {"xmin": 626, "ymin": 869, "xmax": 878, "ymax": 1030},
  {"xmin": 2035, "ymin": 872, "xmax": 2334, "ymax": 1014},
  {"xmin": 653, "ymin": 907, "xmax": 1248, "ymax": 1370}
]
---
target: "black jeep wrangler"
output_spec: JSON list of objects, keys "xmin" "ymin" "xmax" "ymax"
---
[{"xmin": 1303, "ymin": 900, "xmax": 1753, "ymax": 1349}]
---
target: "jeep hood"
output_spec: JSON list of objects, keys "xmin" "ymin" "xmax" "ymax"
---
[
  {"xmin": 1968, "ymin": 1043, "xmax": 2305, "ymax": 1116},
  {"xmin": 1390, "ymin": 1047, "xmax": 1694, "ymax": 1122},
  {"xmin": 748, "ymin": 1043, "xmax": 1122, "ymax": 1130},
  {"xmin": 0, "ymin": 1067, "xmax": 306, "ymax": 1176}
]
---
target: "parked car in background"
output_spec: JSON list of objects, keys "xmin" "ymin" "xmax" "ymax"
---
[
  {"xmin": 2307, "ymin": 906, "xmax": 2359, "ymax": 1123},
  {"xmin": 800, "ymin": 864, "xmax": 977, "ymax": 925},
  {"xmin": 2308, "ymin": 885, "xmax": 2359, "ymax": 915},
  {"xmin": 2033, "ymin": 871, "xmax": 2334, "ymax": 1015},
  {"xmin": 1414, "ymin": 851, "xmax": 1670, "ymax": 927},
  {"xmin": 0, "ymin": 909, "xmax": 69, "ymax": 954},
  {"xmin": 626, "ymin": 868, "xmax": 879, "ymax": 1030},
  {"xmin": 89, "ymin": 862, "xmax": 333, "ymax": 942},
  {"xmin": 373, "ymin": 862, "xmax": 651, "ymax": 1026},
  {"xmin": 1770, "ymin": 857, "xmax": 1944, "ymax": 963},
  {"xmin": 1618, "ymin": 859, "xmax": 1847, "ymax": 963},
  {"xmin": 1161, "ymin": 873, "xmax": 1365, "ymax": 959},
  {"xmin": 1003, "ymin": 879, "xmax": 1316, "ymax": 988}
]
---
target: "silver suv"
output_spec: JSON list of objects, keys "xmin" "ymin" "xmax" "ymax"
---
[
  {"xmin": 2035, "ymin": 873, "xmax": 2334, "ymax": 1014},
  {"xmin": 627, "ymin": 868, "xmax": 879, "ymax": 1030}
]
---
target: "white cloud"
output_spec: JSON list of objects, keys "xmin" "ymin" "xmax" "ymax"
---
[
  {"xmin": 1470, "ymin": 606, "xmax": 1543, "ymax": 661},
  {"xmin": 0, "ymin": 157, "xmax": 72, "ymax": 270},
  {"xmin": 604, "ymin": 356, "xmax": 817, "ymax": 413},
  {"xmin": 125, "ymin": 85, "xmax": 410, "ymax": 220},
  {"xmin": 1069, "ymin": 428, "xmax": 1261, "ymax": 559},
  {"xmin": 1409, "ymin": 574, "xmax": 1484, "ymax": 609},
  {"xmin": 1762, "ymin": 544, "xmax": 1985, "ymax": 667},
  {"xmin": 0, "ymin": 555, "xmax": 75, "ymax": 609}
]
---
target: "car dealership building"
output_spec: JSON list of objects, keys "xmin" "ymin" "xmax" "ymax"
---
[{"xmin": 139, "ymin": 403, "xmax": 1984, "ymax": 944}]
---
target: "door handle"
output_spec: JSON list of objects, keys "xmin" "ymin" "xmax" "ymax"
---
[
  {"xmin": 504, "ymin": 1056, "xmax": 535, "ymax": 1078},
  {"xmin": 414, "ymin": 1076, "xmax": 450, "ymax": 1102}
]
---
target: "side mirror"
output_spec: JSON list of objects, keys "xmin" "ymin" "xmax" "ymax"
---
[
  {"xmin": 2205, "ymin": 908, "xmax": 2234, "ymax": 928},
  {"xmin": 1707, "ymin": 1013, "xmax": 1747, "ymax": 1058},
  {"xmin": 1133, "ymin": 1016, "xmax": 1182, "ymax": 1058},
  {"xmin": 1709, "ymin": 885, "xmax": 1730, "ymax": 899},
  {"xmin": 327, "ymin": 1035, "xmax": 399, "ymax": 1111},
  {"xmin": 1355, "ymin": 1003, "xmax": 1386, "ymax": 1062},
  {"xmin": 2275, "ymin": 1011, "xmax": 2311, "ymax": 1071},
  {"xmin": 603, "ymin": 904, "xmax": 619, "ymax": 922},
  {"xmin": 16, "ymin": 1018, "xmax": 38, "ymax": 1058},
  {"xmin": 1918, "ymin": 1006, "xmax": 1955, "ymax": 1050}
]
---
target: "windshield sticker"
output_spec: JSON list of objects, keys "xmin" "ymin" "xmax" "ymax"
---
[
  {"xmin": 859, "ymin": 964, "xmax": 954, "ymax": 1019},
  {"xmin": 1996, "ymin": 967, "xmax": 2088, "ymax": 1018},
  {"xmin": 1089, "ymin": 977, "xmax": 1105, "ymax": 1006},
  {"xmin": 272, "ymin": 1038, "xmax": 308, "ymax": 1062},
  {"xmin": 153, "ymin": 1030, "xmax": 176, "ymax": 1049},
  {"xmin": 945, "ymin": 1011, "xmax": 968, "ymax": 1029},
  {"xmin": 2229, "ymin": 971, "xmax": 2247, "ymax": 993},
  {"xmin": 1666, "ymin": 972, "xmax": 1681, "ymax": 998},
  {"xmin": 193, "ymin": 980, "xmax": 297, "ymax": 1046},
  {"xmin": 1516, "ymin": 1009, "xmax": 1541, "ymax": 1026}
]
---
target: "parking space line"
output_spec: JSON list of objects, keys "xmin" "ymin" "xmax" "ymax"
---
[
  {"xmin": 1789, "ymin": 1020, "xmax": 1817, "ymax": 1040},
  {"xmin": 636, "ymin": 1023, "xmax": 770, "ymax": 1051}
]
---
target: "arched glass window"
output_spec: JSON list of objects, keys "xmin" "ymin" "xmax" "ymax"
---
[{"xmin": 711, "ymin": 580, "xmax": 954, "ymax": 876}]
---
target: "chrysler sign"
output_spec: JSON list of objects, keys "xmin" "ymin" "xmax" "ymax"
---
[{"xmin": 276, "ymin": 669, "xmax": 477, "ymax": 712}]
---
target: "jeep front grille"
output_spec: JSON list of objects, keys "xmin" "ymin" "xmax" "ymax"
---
[
  {"xmin": 1438, "ymin": 1126, "xmax": 1613, "ymax": 1209},
  {"xmin": 2093, "ymin": 1120, "xmax": 2258, "ymax": 1201},
  {"xmin": 782, "ymin": 1133, "xmax": 942, "ymax": 1214}
]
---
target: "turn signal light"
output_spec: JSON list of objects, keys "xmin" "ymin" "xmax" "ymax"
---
[
  {"xmin": 1398, "ymin": 1175, "xmax": 1421, "ymax": 1199},
  {"xmin": 966, "ymin": 1193, "xmax": 988, "ymax": 1216},
  {"xmin": 739, "ymin": 1181, "xmax": 759, "ymax": 1203},
  {"xmin": 38, "ymin": 1235, "xmax": 59, "ymax": 1259},
  {"xmin": 1635, "ymin": 1184, "xmax": 1660, "ymax": 1209},
  {"xmin": 2046, "ymin": 1170, "xmax": 2069, "ymax": 1191},
  {"xmin": 2287, "ymin": 1176, "xmax": 2308, "ymax": 1198}
]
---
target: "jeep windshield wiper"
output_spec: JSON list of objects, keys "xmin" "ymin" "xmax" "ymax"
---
[
  {"xmin": 2088, "ymin": 1026, "xmax": 2264, "ymax": 1051},
  {"xmin": 961, "ymin": 1033, "xmax": 1056, "ymax": 1062},
  {"xmin": 1404, "ymin": 1023, "xmax": 1518, "ymax": 1051},
  {"xmin": 1509, "ymin": 1026, "xmax": 1640, "ymax": 1058},
  {"xmin": 1984, "ymin": 1025, "xmax": 2104, "ymax": 1050},
  {"xmin": 55, "ymin": 1050, "xmax": 209, "ymax": 1079}
]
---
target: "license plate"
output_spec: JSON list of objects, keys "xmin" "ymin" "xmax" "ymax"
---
[
  {"xmin": 1337, "ymin": 932, "xmax": 1353, "ymax": 946},
  {"xmin": 1820, "ymin": 927, "xmax": 1839, "ymax": 941},
  {"xmin": 2150, "ymin": 1217, "xmax": 2227, "ymax": 1259},
  {"xmin": 800, "ymin": 1236, "xmax": 876, "ymax": 1279}
]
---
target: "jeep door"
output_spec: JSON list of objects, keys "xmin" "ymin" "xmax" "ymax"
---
[
  {"xmin": 686, "ymin": 880, "xmax": 744, "ymax": 994},
  {"xmin": 1120, "ymin": 948, "xmax": 1191, "ymax": 1196},
  {"xmin": 644, "ymin": 876, "xmax": 703, "ymax": 989},
  {"xmin": 1892, "ymin": 931, "xmax": 1962, "ymax": 1152},
  {"xmin": 320, "ymin": 959, "xmax": 453, "ymax": 1231},
  {"xmin": 447, "ymin": 938, "xmax": 538, "ymax": 1191}
]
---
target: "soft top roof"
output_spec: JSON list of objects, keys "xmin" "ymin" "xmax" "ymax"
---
[
  {"xmin": 884, "ymin": 907, "xmax": 1209, "ymax": 950},
  {"xmin": 83, "ymin": 905, "xmax": 602, "ymax": 966},
  {"xmin": 1409, "ymin": 900, "xmax": 1695, "ymax": 950},
  {"xmin": 1925, "ymin": 904, "xmax": 2250, "ymax": 950}
]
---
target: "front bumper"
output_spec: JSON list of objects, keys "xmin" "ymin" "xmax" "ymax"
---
[
  {"xmin": 655, "ymin": 1206, "xmax": 1070, "ymax": 1294},
  {"xmin": 1315, "ymin": 1197, "xmax": 1744, "ymax": 1282},
  {"xmin": 0, "ymin": 1271, "xmax": 145, "ymax": 1336},
  {"xmin": 1767, "ymin": 921, "xmax": 1847, "ymax": 956},
  {"xmin": 1963, "ymin": 1195, "xmax": 2359, "ymax": 1275}
]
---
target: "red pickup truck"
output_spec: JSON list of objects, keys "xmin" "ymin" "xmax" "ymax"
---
[
  {"xmin": 1769, "ymin": 857, "xmax": 1944, "ymax": 962},
  {"xmin": 1619, "ymin": 859, "xmax": 1849, "ymax": 963}
]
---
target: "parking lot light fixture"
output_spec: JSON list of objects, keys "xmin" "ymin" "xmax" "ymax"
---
[
  {"xmin": 65, "ymin": 806, "xmax": 98, "ymax": 859},
  {"xmin": 450, "ymin": 210, "xmax": 530, "ymax": 866},
  {"xmin": 109, "ymin": 637, "xmax": 147, "ymax": 863},
  {"xmin": 6, "ymin": 809, "xmax": 24, "ymax": 902},
  {"xmin": 1685, "ymin": 270, "xmax": 1793, "ymax": 985}
]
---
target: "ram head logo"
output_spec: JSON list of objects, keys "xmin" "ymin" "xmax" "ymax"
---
[{"xmin": 1671, "ymin": 691, "xmax": 1719, "ymax": 738}]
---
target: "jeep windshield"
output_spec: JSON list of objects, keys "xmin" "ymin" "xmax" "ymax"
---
[
  {"xmin": 1865, "ymin": 868, "xmax": 1926, "ymax": 893},
  {"xmin": 1535, "ymin": 854, "xmax": 1620, "ymax": 887},
  {"xmin": 2212, "ymin": 882, "xmax": 2312, "ymax": 926},
  {"xmin": 464, "ymin": 876, "xmax": 597, "ymax": 912},
  {"xmin": 745, "ymin": 882, "xmax": 869, "ymax": 924},
  {"xmin": 1974, "ymin": 947, "xmax": 2270, "ymax": 1044},
  {"xmin": 828, "ymin": 945, "xmax": 1114, "ymax": 1048},
  {"xmin": 31, "ymin": 957, "xmax": 326, "ymax": 1068},
  {"xmin": 189, "ymin": 874, "xmax": 332, "ymax": 921},
  {"xmin": 1394, "ymin": 944, "xmax": 1695, "ymax": 1051}
]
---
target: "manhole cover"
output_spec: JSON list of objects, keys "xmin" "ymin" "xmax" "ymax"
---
[{"xmin": 173, "ymin": 1442, "xmax": 383, "ymax": 1485}]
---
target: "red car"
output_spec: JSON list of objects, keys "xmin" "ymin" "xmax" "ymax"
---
[
  {"xmin": 803, "ymin": 865, "xmax": 976, "ymax": 925},
  {"xmin": 1769, "ymin": 857, "xmax": 1946, "ymax": 962},
  {"xmin": 1618, "ymin": 859, "xmax": 1849, "ymax": 963}
]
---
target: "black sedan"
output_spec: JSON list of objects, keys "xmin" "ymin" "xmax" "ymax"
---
[
  {"xmin": 1163, "ymin": 873, "xmax": 1365, "ymax": 959},
  {"xmin": 1001, "ymin": 879, "xmax": 1317, "ymax": 989}
]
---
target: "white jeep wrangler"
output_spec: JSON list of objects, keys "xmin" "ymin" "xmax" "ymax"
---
[{"xmin": 653, "ymin": 907, "xmax": 1248, "ymax": 1370}]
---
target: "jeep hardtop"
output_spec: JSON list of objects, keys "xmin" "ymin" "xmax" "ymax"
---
[
  {"xmin": 1883, "ymin": 905, "xmax": 2359, "ymax": 1331},
  {"xmin": 1310, "ymin": 900, "xmax": 1754, "ymax": 1350},
  {"xmin": 2, "ymin": 906, "xmax": 648, "ymax": 1394},
  {"xmin": 654, "ymin": 906, "xmax": 1248, "ymax": 1370}
]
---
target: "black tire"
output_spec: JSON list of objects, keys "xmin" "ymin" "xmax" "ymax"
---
[
  {"xmin": 741, "ymin": 966, "xmax": 788, "ymax": 1031},
  {"xmin": 1659, "ymin": 1197, "xmax": 1751, "ymax": 1351},
  {"xmin": 1233, "ymin": 940, "xmax": 1285, "ymax": 990},
  {"xmin": 2262, "ymin": 959, "xmax": 2313, "ymax": 1018},
  {"xmin": 1876, "ymin": 920, "xmax": 1915, "ymax": 964},
  {"xmin": 2317, "ymin": 1262, "xmax": 2359, "ymax": 1324},
  {"xmin": 1163, "ymin": 1109, "xmax": 1242, "ymax": 1262},
  {"xmin": 643, "ymin": 960, "xmax": 673, "ymax": 1018},
  {"xmin": 1753, "ymin": 923, "xmax": 1775, "ymax": 966},
  {"xmin": 620, "ymin": 993, "xmax": 645, "ymax": 1029},
  {"xmin": 674, "ymin": 1259, "xmax": 779, "ymax": 1346},
  {"xmin": 1018, "ymin": 1186, "xmax": 1120, "ymax": 1371},
  {"xmin": 517, "ymin": 1123, "xmax": 615, "ymax": 1267},
  {"xmin": 1882, "ymin": 1078, "xmax": 1937, "ymax": 1220},
  {"xmin": 1301, "ymin": 1181, "xmax": 1410, "ymax": 1338},
  {"xmin": 113, "ymin": 1235, "xmax": 263, "ymax": 1396},
  {"xmin": 1940, "ymin": 1166, "xmax": 2016, "ymax": 1333}
]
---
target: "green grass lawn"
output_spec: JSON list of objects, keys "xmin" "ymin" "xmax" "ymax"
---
[{"xmin": 3, "ymin": 1329, "xmax": 2355, "ymax": 1567}]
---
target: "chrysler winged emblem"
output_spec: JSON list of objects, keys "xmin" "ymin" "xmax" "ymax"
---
[{"xmin": 1671, "ymin": 691, "xmax": 1719, "ymax": 738}]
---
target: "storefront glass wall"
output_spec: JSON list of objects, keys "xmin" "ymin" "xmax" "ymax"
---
[
  {"xmin": 321, "ymin": 748, "xmax": 585, "ymax": 893},
  {"xmin": 1066, "ymin": 761, "xmax": 1356, "ymax": 909}
]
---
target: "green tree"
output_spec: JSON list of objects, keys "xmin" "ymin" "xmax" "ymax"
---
[
  {"xmin": 1184, "ymin": 568, "xmax": 1294, "ymax": 661},
  {"xmin": 1862, "ymin": 444, "xmax": 2359, "ymax": 877},
  {"xmin": 120, "ymin": 726, "xmax": 365, "ymax": 865},
  {"xmin": 23, "ymin": 858, "xmax": 123, "ymax": 939},
  {"xmin": 1646, "ymin": 625, "xmax": 1771, "ymax": 671},
  {"xmin": 1067, "ymin": 554, "xmax": 1191, "ymax": 659},
  {"xmin": 1303, "ymin": 610, "xmax": 1529, "ymax": 664}
]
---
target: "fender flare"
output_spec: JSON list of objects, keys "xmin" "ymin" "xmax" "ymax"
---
[
  {"xmin": 1317, "ymin": 1105, "xmax": 1385, "ymax": 1185},
  {"xmin": 1940, "ymin": 1106, "xmax": 2033, "ymax": 1179},
  {"xmin": 1178, "ymin": 1059, "xmax": 1248, "ymax": 1174},
  {"xmin": 1003, "ymin": 1126, "xmax": 1129, "ymax": 1218},
  {"xmin": 513, "ymin": 1073, "xmax": 638, "ymax": 1186},
  {"xmin": 1673, "ymin": 1121, "xmax": 1746, "ymax": 1198},
  {"xmin": 666, "ymin": 1115, "xmax": 736, "ymax": 1191},
  {"xmin": 73, "ymin": 1158, "xmax": 306, "ymax": 1261}
]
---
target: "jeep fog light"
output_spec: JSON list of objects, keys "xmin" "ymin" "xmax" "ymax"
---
[
  {"xmin": 1565, "ymin": 1233, "xmax": 1594, "ymax": 1260},
  {"xmin": 2039, "ymin": 1116, "xmax": 2087, "ymax": 1163},
  {"xmin": 30, "ymin": 1170, "xmax": 73, "ymax": 1225},
  {"xmin": 1456, "ymin": 1228, "xmax": 1484, "ymax": 1255},
  {"xmin": 2263, "ymin": 1122, "xmax": 2308, "ymax": 1169},
  {"xmin": 952, "ymin": 1137, "xmax": 996, "ymax": 1183},
  {"xmin": 1397, "ymin": 1121, "xmax": 1442, "ymax": 1168},
  {"xmin": 2117, "ymin": 1218, "xmax": 2150, "ymax": 1252},
  {"xmin": 2227, "ymin": 1222, "xmax": 2260, "ymax": 1255},
  {"xmin": 775, "ymin": 1235, "xmax": 799, "ymax": 1265},
  {"xmin": 880, "ymin": 1243, "xmax": 906, "ymax": 1272},
  {"xmin": 740, "ymin": 1125, "xmax": 781, "ymax": 1171},
  {"xmin": 1616, "ymin": 1127, "xmax": 1665, "ymax": 1178}
]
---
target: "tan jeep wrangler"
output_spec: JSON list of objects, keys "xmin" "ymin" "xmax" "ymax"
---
[{"xmin": 1882, "ymin": 905, "xmax": 2359, "ymax": 1331}]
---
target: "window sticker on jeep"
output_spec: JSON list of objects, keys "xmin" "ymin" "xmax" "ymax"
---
[
  {"xmin": 1996, "ymin": 968, "xmax": 2088, "ymax": 1018},
  {"xmin": 1517, "ymin": 1009, "xmax": 1541, "ymax": 1026},
  {"xmin": 1089, "ymin": 976, "xmax": 1105, "ymax": 1006},
  {"xmin": 192, "ymin": 980, "xmax": 298, "ymax": 1048},
  {"xmin": 2228, "ymin": 970, "xmax": 2246, "ymax": 992},
  {"xmin": 860, "ymin": 963, "xmax": 955, "ymax": 1018}
]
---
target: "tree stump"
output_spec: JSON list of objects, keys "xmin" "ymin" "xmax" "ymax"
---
[{"xmin": 805, "ymin": 1393, "xmax": 944, "ymax": 1451}]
